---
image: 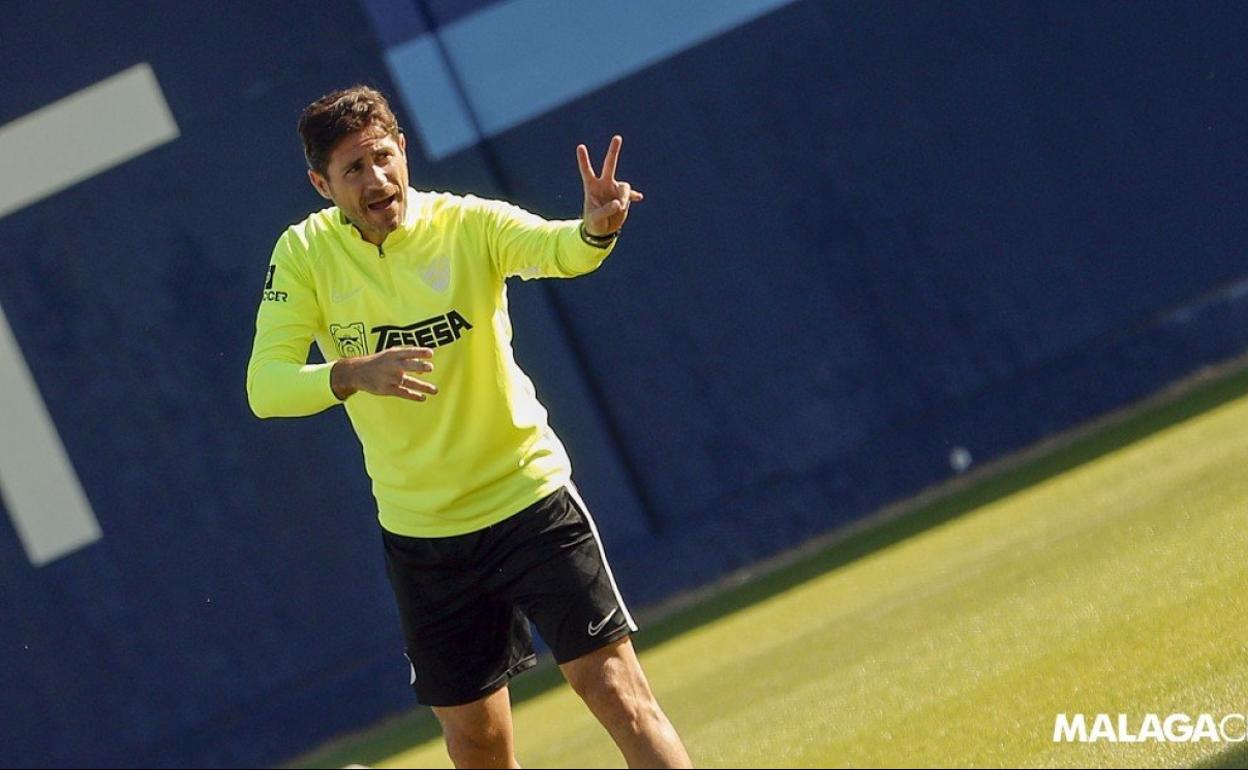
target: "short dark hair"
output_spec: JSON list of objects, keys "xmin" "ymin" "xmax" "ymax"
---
[{"xmin": 297, "ymin": 85, "xmax": 401, "ymax": 175}]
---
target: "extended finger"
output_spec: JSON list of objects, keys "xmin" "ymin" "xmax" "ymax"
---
[
  {"xmin": 601, "ymin": 135, "xmax": 622, "ymax": 181},
  {"xmin": 576, "ymin": 144, "xmax": 595, "ymax": 183},
  {"xmin": 628, "ymin": 188, "xmax": 644, "ymax": 201},
  {"xmin": 395, "ymin": 387, "xmax": 427, "ymax": 402},
  {"xmin": 400, "ymin": 358, "xmax": 434, "ymax": 373},
  {"xmin": 400, "ymin": 375, "xmax": 438, "ymax": 395},
  {"xmin": 387, "ymin": 346, "xmax": 434, "ymax": 359}
]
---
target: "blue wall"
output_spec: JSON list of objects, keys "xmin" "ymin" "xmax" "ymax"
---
[{"xmin": 3, "ymin": 1, "xmax": 1247, "ymax": 766}]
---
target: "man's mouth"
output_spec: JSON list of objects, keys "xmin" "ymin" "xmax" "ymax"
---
[{"xmin": 367, "ymin": 192, "xmax": 398, "ymax": 211}]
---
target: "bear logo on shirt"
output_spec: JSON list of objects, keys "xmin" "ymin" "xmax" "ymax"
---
[{"xmin": 330, "ymin": 322, "xmax": 368, "ymax": 358}]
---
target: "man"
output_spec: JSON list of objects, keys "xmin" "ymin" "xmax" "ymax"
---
[{"xmin": 246, "ymin": 85, "xmax": 692, "ymax": 769}]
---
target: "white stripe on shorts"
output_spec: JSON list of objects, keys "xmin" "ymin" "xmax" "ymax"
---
[{"xmin": 565, "ymin": 482, "xmax": 638, "ymax": 632}]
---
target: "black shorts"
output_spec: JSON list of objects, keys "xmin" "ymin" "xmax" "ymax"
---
[{"xmin": 382, "ymin": 485, "xmax": 637, "ymax": 707}]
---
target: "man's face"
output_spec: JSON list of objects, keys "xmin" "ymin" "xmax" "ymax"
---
[{"xmin": 308, "ymin": 124, "xmax": 409, "ymax": 245}]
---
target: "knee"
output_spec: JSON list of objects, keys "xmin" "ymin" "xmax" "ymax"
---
[
  {"xmin": 441, "ymin": 720, "xmax": 511, "ymax": 767},
  {"xmin": 572, "ymin": 673, "xmax": 663, "ymax": 736}
]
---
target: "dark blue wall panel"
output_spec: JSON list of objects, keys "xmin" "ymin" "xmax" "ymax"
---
[
  {"xmin": 485, "ymin": 0, "xmax": 1248, "ymax": 558},
  {"xmin": 3, "ymin": 1, "xmax": 1248, "ymax": 766}
]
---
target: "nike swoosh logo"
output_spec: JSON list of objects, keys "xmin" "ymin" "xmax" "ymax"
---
[
  {"xmin": 588, "ymin": 608, "xmax": 618, "ymax": 637},
  {"xmin": 331, "ymin": 286, "xmax": 363, "ymax": 303}
]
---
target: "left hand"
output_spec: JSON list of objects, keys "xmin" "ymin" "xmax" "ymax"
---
[{"xmin": 577, "ymin": 135, "xmax": 644, "ymax": 236}]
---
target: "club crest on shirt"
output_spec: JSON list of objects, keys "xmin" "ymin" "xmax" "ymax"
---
[
  {"xmin": 418, "ymin": 254, "xmax": 451, "ymax": 293},
  {"xmin": 330, "ymin": 322, "xmax": 368, "ymax": 358}
]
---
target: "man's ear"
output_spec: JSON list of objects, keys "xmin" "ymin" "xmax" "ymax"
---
[
  {"xmin": 307, "ymin": 168, "xmax": 333, "ymax": 201},
  {"xmin": 399, "ymin": 132, "xmax": 407, "ymax": 156}
]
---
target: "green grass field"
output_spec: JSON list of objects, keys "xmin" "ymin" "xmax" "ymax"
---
[{"xmin": 297, "ymin": 364, "xmax": 1248, "ymax": 769}]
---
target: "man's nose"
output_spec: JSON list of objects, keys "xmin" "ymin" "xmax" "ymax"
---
[{"xmin": 365, "ymin": 162, "xmax": 387, "ymax": 186}]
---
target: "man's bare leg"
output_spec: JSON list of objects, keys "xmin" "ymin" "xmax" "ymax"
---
[
  {"xmin": 432, "ymin": 685, "xmax": 521, "ymax": 769},
  {"xmin": 560, "ymin": 638, "xmax": 692, "ymax": 768}
]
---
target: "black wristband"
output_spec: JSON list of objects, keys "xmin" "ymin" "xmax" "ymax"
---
[{"xmin": 579, "ymin": 222, "xmax": 620, "ymax": 248}]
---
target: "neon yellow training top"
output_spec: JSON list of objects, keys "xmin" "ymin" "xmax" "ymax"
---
[{"xmin": 245, "ymin": 188, "xmax": 616, "ymax": 537}]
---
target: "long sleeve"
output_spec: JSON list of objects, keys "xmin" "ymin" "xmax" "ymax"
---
[
  {"xmin": 467, "ymin": 195, "xmax": 617, "ymax": 280},
  {"xmin": 245, "ymin": 232, "xmax": 339, "ymax": 418}
]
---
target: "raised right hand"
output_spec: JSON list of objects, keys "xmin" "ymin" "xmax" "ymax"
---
[{"xmin": 330, "ymin": 346, "xmax": 438, "ymax": 403}]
